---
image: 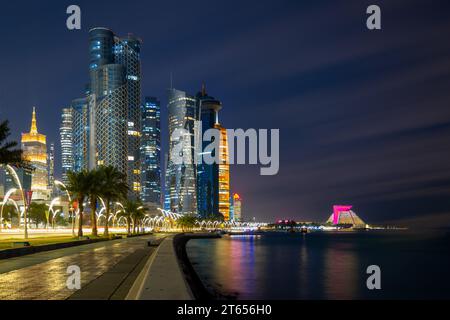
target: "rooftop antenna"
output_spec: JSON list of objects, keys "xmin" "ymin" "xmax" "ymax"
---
[{"xmin": 170, "ymin": 72, "xmax": 173, "ymax": 89}]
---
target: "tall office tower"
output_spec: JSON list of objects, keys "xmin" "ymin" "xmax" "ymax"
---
[
  {"xmin": 215, "ymin": 124, "xmax": 230, "ymax": 220},
  {"xmin": 115, "ymin": 36, "xmax": 142, "ymax": 196},
  {"xmin": 196, "ymin": 86, "xmax": 223, "ymax": 219},
  {"xmin": 163, "ymin": 152, "xmax": 171, "ymax": 210},
  {"xmin": 88, "ymin": 27, "xmax": 142, "ymax": 197},
  {"xmin": 229, "ymin": 194, "xmax": 235, "ymax": 221},
  {"xmin": 166, "ymin": 88, "xmax": 197, "ymax": 215},
  {"xmin": 72, "ymin": 97, "xmax": 91, "ymax": 172},
  {"xmin": 48, "ymin": 142, "xmax": 55, "ymax": 189},
  {"xmin": 22, "ymin": 107, "xmax": 50, "ymax": 200},
  {"xmin": 141, "ymin": 97, "xmax": 161, "ymax": 205},
  {"xmin": 233, "ymin": 193, "xmax": 242, "ymax": 222},
  {"xmin": 60, "ymin": 107, "xmax": 74, "ymax": 185}
]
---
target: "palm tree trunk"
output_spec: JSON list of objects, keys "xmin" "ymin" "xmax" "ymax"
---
[
  {"xmin": 78, "ymin": 200, "xmax": 84, "ymax": 237},
  {"xmin": 104, "ymin": 200, "xmax": 110, "ymax": 236},
  {"xmin": 127, "ymin": 219, "xmax": 131, "ymax": 234},
  {"xmin": 90, "ymin": 196, "xmax": 98, "ymax": 237}
]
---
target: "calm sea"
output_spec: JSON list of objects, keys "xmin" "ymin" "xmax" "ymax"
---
[{"xmin": 186, "ymin": 230, "xmax": 450, "ymax": 299}]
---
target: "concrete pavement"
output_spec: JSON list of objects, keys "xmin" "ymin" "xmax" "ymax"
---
[
  {"xmin": 127, "ymin": 236, "xmax": 193, "ymax": 300},
  {"xmin": 0, "ymin": 234, "xmax": 164, "ymax": 300}
]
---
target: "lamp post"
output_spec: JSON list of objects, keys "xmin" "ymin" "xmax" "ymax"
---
[
  {"xmin": 0, "ymin": 188, "xmax": 17, "ymax": 232},
  {"xmin": 52, "ymin": 209, "xmax": 60, "ymax": 229},
  {"xmin": 54, "ymin": 180, "xmax": 75, "ymax": 237},
  {"xmin": 5, "ymin": 165, "xmax": 28, "ymax": 238}
]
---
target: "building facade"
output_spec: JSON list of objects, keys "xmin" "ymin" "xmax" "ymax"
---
[
  {"xmin": 166, "ymin": 88, "xmax": 197, "ymax": 215},
  {"xmin": 141, "ymin": 97, "xmax": 161, "ymax": 205},
  {"xmin": 60, "ymin": 107, "xmax": 73, "ymax": 184},
  {"xmin": 61, "ymin": 27, "xmax": 142, "ymax": 196},
  {"xmin": 22, "ymin": 107, "xmax": 50, "ymax": 200},
  {"xmin": 48, "ymin": 142, "xmax": 55, "ymax": 191},
  {"xmin": 196, "ymin": 86, "xmax": 222, "ymax": 218},
  {"xmin": 71, "ymin": 97, "xmax": 91, "ymax": 172},
  {"xmin": 232, "ymin": 193, "xmax": 242, "ymax": 222},
  {"xmin": 215, "ymin": 124, "xmax": 230, "ymax": 221}
]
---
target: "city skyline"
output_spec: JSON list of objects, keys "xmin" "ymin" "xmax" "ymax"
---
[{"xmin": 0, "ymin": 0, "xmax": 450, "ymax": 225}]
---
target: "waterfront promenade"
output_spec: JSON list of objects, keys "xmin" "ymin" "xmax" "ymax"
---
[
  {"xmin": 127, "ymin": 235, "xmax": 194, "ymax": 300},
  {"xmin": 0, "ymin": 234, "xmax": 163, "ymax": 300}
]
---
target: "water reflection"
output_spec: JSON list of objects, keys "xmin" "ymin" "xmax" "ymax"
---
[{"xmin": 186, "ymin": 231, "xmax": 450, "ymax": 300}]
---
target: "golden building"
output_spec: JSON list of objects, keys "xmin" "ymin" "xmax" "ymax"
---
[
  {"xmin": 21, "ymin": 107, "xmax": 49, "ymax": 198},
  {"xmin": 215, "ymin": 124, "xmax": 230, "ymax": 221}
]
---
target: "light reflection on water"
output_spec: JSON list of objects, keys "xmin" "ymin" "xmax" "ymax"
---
[{"xmin": 186, "ymin": 231, "xmax": 450, "ymax": 299}]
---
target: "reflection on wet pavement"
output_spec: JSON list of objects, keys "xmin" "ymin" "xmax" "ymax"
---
[{"xmin": 0, "ymin": 239, "xmax": 145, "ymax": 300}]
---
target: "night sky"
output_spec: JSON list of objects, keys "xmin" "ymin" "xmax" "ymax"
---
[{"xmin": 1, "ymin": 0, "xmax": 450, "ymax": 226}]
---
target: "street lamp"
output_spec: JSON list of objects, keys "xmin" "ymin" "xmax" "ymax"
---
[
  {"xmin": 0, "ymin": 188, "xmax": 17, "ymax": 232},
  {"xmin": 52, "ymin": 209, "xmax": 60, "ymax": 229},
  {"xmin": 54, "ymin": 180, "xmax": 75, "ymax": 237},
  {"xmin": 5, "ymin": 165, "xmax": 28, "ymax": 238}
]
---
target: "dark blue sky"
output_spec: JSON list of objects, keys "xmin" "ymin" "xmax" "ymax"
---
[{"xmin": 1, "ymin": 0, "xmax": 450, "ymax": 226}]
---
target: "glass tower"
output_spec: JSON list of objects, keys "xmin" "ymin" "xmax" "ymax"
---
[
  {"xmin": 141, "ymin": 97, "xmax": 161, "ymax": 205},
  {"xmin": 60, "ymin": 107, "xmax": 73, "ymax": 185},
  {"xmin": 166, "ymin": 88, "xmax": 198, "ymax": 215},
  {"xmin": 87, "ymin": 27, "xmax": 142, "ymax": 197},
  {"xmin": 196, "ymin": 86, "xmax": 224, "ymax": 219},
  {"xmin": 72, "ymin": 97, "xmax": 91, "ymax": 173},
  {"xmin": 48, "ymin": 142, "xmax": 55, "ymax": 189}
]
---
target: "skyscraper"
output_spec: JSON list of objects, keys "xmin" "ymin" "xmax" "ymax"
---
[
  {"xmin": 141, "ymin": 97, "xmax": 161, "ymax": 205},
  {"xmin": 166, "ymin": 88, "xmax": 197, "ymax": 215},
  {"xmin": 66, "ymin": 27, "xmax": 143, "ymax": 196},
  {"xmin": 233, "ymin": 193, "xmax": 242, "ymax": 222},
  {"xmin": 196, "ymin": 86, "xmax": 222, "ymax": 218},
  {"xmin": 71, "ymin": 97, "xmax": 91, "ymax": 172},
  {"xmin": 215, "ymin": 124, "xmax": 230, "ymax": 220},
  {"xmin": 89, "ymin": 28, "xmax": 142, "ymax": 196},
  {"xmin": 194, "ymin": 86, "xmax": 231, "ymax": 219},
  {"xmin": 114, "ymin": 35, "xmax": 142, "ymax": 196},
  {"xmin": 22, "ymin": 107, "xmax": 50, "ymax": 200},
  {"xmin": 48, "ymin": 142, "xmax": 55, "ymax": 189},
  {"xmin": 60, "ymin": 107, "xmax": 73, "ymax": 185}
]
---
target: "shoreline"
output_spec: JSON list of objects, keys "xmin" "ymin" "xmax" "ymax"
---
[{"xmin": 172, "ymin": 233, "xmax": 222, "ymax": 300}]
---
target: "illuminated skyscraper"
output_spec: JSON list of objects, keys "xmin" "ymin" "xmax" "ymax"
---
[
  {"xmin": 141, "ymin": 97, "xmax": 161, "ymax": 205},
  {"xmin": 61, "ymin": 28, "xmax": 142, "ymax": 196},
  {"xmin": 166, "ymin": 88, "xmax": 197, "ymax": 215},
  {"xmin": 215, "ymin": 124, "xmax": 230, "ymax": 220},
  {"xmin": 60, "ymin": 107, "xmax": 74, "ymax": 184},
  {"xmin": 71, "ymin": 97, "xmax": 92, "ymax": 172},
  {"xmin": 232, "ymin": 193, "xmax": 242, "ymax": 222},
  {"xmin": 48, "ymin": 142, "xmax": 55, "ymax": 189},
  {"xmin": 196, "ymin": 86, "xmax": 222, "ymax": 218},
  {"xmin": 114, "ymin": 35, "xmax": 142, "ymax": 196},
  {"xmin": 22, "ymin": 107, "xmax": 50, "ymax": 199}
]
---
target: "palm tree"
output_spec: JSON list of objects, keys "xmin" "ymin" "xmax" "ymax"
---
[
  {"xmin": 67, "ymin": 170, "xmax": 90, "ymax": 237},
  {"xmin": 118, "ymin": 209, "xmax": 132, "ymax": 234},
  {"xmin": 97, "ymin": 166, "xmax": 128, "ymax": 236},
  {"xmin": 0, "ymin": 120, "xmax": 24, "ymax": 167},
  {"xmin": 121, "ymin": 200, "xmax": 145, "ymax": 234},
  {"xmin": 176, "ymin": 215, "xmax": 197, "ymax": 232},
  {"xmin": 86, "ymin": 169, "xmax": 104, "ymax": 237}
]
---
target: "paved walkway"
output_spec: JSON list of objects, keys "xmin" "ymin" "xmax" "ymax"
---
[
  {"xmin": 127, "ymin": 236, "xmax": 193, "ymax": 300},
  {"xmin": 0, "ymin": 235, "xmax": 162, "ymax": 300}
]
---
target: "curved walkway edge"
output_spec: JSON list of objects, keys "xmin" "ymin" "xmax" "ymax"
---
[
  {"xmin": 126, "ymin": 233, "xmax": 221, "ymax": 300},
  {"xmin": 126, "ymin": 235, "xmax": 193, "ymax": 300}
]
